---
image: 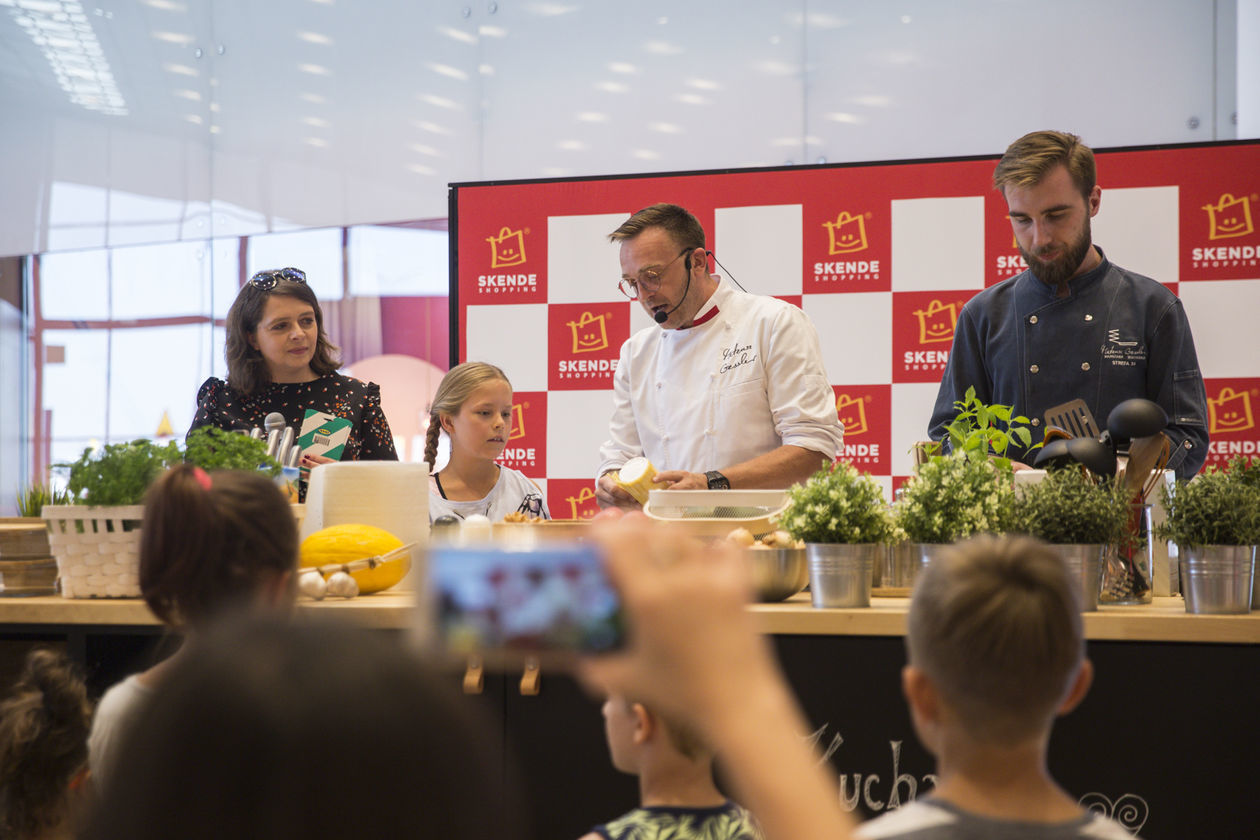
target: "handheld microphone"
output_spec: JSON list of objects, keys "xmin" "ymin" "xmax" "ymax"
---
[
  {"xmin": 263, "ymin": 412, "xmax": 288, "ymax": 458},
  {"xmin": 654, "ymin": 251, "xmax": 695, "ymax": 325}
]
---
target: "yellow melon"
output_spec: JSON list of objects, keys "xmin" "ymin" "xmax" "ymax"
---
[{"xmin": 299, "ymin": 524, "xmax": 408, "ymax": 594}]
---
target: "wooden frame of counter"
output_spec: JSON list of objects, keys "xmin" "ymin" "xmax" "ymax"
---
[{"xmin": 2, "ymin": 594, "xmax": 1258, "ymax": 644}]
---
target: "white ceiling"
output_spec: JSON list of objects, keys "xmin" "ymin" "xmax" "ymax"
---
[{"xmin": 0, "ymin": 0, "xmax": 1252, "ymax": 257}]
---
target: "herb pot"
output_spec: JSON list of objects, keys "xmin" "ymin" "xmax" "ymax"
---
[
  {"xmin": 881, "ymin": 543, "xmax": 951, "ymax": 591},
  {"xmin": 1179, "ymin": 545, "xmax": 1256, "ymax": 615},
  {"xmin": 807, "ymin": 543, "xmax": 879, "ymax": 608},
  {"xmin": 1052, "ymin": 543, "xmax": 1105, "ymax": 612}
]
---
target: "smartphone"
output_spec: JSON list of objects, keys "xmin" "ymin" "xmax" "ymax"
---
[{"xmin": 429, "ymin": 541, "xmax": 622, "ymax": 662}]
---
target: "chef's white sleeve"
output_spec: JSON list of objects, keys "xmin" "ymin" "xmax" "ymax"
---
[{"xmin": 763, "ymin": 305, "xmax": 844, "ymax": 460}]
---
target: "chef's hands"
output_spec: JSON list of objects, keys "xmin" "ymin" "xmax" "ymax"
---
[
  {"xmin": 596, "ymin": 472, "xmax": 641, "ymax": 510},
  {"xmin": 651, "ymin": 470, "xmax": 707, "ymax": 490}
]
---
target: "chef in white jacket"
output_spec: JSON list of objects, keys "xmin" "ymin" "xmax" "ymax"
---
[{"xmin": 596, "ymin": 203, "xmax": 844, "ymax": 509}]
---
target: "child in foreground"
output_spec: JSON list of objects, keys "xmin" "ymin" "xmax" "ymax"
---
[
  {"xmin": 424, "ymin": 361, "xmax": 549, "ymax": 522},
  {"xmin": 854, "ymin": 535, "xmax": 1136, "ymax": 839},
  {"xmin": 581, "ymin": 522, "xmax": 1140, "ymax": 840},
  {"xmin": 579, "ymin": 694, "xmax": 763, "ymax": 840},
  {"xmin": 0, "ymin": 648, "xmax": 93, "ymax": 840},
  {"xmin": 87, "ymin": 465, "xmax": 298, "ymax": 788}
]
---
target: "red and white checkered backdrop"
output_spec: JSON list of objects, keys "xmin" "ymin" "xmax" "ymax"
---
[{"xmin": 451, "ymin": 141, "xmax": 1260, "ymax": 518}]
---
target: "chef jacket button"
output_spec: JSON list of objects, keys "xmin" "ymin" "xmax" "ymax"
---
[
  {"xmin": 1030, "ymin": 364, "xmax": 1039, "ymax": 374},
  {"xmin": 1085, "ymin": 314, "xmax": 1093, "ymax": 321},
  {"xmin": 1029, "ymin": 315, "xmax": 1038, "ymax": 325},
  {"xmin": 663, "ymin": 434, "xmax": 670, "ymax": 441},
  {"xmin": 656, "ymin": 382, "xmax": 663, "ymax": 389},
  {"xmin": 1031, "ymin": 418, "xmax": 1040, "ymax": 426},
  {"xmin": 1081, "ymin": 362, "xmax": 1090, "ymax": 371}
]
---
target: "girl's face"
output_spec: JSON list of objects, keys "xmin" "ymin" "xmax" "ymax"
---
[{"xmin": 442, "ymin": 379, "xmax": 513, "ymax": 463}]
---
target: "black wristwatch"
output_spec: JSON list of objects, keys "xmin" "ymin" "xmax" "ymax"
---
[{"xmin": 706, "ymin": 470, "xmax": 730, "ymax": 490}]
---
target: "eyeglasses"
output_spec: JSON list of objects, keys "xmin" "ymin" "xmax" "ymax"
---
[
  {"xmin": 617, "ymin": 250, "xmax": 690, "ymax": 301},
  {"xmin": 248, "ymin": 267, "xmax": 307, "ymax": 290}
]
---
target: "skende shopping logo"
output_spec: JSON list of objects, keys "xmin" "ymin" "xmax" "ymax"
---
[
  {"xmin": 548, "ymin": 303, "xmax": 629, "ymax": 391},
  {"xmin": 478, "ymin": 225, "xmax": 539, "ymax": 294},
  {"xmin": 814, "ymin": 209, "xmax": 881, "ymax": 283},
  {"xmin": 1190, "ymin": 192, "xmax": 1259, "ymax": 273}
]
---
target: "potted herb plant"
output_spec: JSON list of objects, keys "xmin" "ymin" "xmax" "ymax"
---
[
  {"xmin": 183, "ymin": 426, "xmax": 282, "ymax": 477},
  {"xmin": 44, "ymin": 439, "xmax": 181, "ymax": 598},
  {"xmin": 1010, "ymin": 467, "xmax": 1131, "ymax": 610},
  {"xmin": 1156, "ymin": 456, "xmax": 1260, "ymax": 614},
  {"xmin": 781, "ymin": 461, "xmax": 897, "ymax": 608},
  {"xmin": 890, "ymin": 390, "xmax": 1025, "ymax": 590}
]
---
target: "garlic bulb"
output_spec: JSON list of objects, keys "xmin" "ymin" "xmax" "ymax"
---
[
  {"xmin": 297, "ymin": 571, "xmax": 328, "ymax": 600},
  {"xmin": 326, "ymin": 571, "xmax": 359, "ymax": 598}
]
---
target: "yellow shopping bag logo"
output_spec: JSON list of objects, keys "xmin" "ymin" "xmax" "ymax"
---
[
  {"xmin": 823, "ymin": 211, "xmax": 869, "ymax": 255},
  {"xmin": 486, "ymin": 226, "xmax": 527, "ymax": 268},
  {"xmin": 567, "ymin": 486, "xmax": 598, "ymax": 519},
  {"xmin": 913, "ymin": 299, "xmax": 958, "ymax": 344},
  {"xmin": 1209, "ymin": 387, "xmax": 1255, "ymax": 434},
  {"xmin": 1202, "ymin": 193, "xmax": 1254, "ymax": 240},
  {"xmin": 568, "ymin": 311, "xmax": 609, "ymax": 353},
  {"xmin": 836, "ymin": 393, "xmax": 868, "ymax": 437}
]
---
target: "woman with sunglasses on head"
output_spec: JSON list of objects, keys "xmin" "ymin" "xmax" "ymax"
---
[{"xmin": 188, "ymin": 267, "xmax": 397, "ymax": 488}]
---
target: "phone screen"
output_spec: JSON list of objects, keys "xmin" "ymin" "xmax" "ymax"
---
[{"xmin": 430, "ymin": 542, "xmax": 622, "ymax": 657}]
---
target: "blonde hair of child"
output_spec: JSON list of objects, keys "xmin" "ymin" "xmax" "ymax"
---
[
  {"xmin": 423, "ymin": 362, "xmax": 511, "ymax": 473},
  {"xmin": 906, "ymin": 535, "xmax": 1085, "ymax": 745}
]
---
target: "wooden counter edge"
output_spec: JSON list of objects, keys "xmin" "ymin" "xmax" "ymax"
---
[{"xmin": 3, "ymin": 594, "xmax": 1259, "ymax": 644}]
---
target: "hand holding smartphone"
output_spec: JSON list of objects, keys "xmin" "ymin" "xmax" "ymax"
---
[{"xmin": 429, "ymin": 541, "xmax": 623, "ymax": 665}]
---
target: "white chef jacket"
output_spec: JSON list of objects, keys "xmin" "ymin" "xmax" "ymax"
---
[{"xmin": 597, "ymin": 280, "xmax": 843, "ymax": 479}]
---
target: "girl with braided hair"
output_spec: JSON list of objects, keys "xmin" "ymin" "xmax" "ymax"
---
[
  {"xmin": 0, "ymin": 648, "xmax": 92, "ymax": 840},
  {"xmin": 424, "ymin": 361, "xmax": 549, "ymax": 522}
]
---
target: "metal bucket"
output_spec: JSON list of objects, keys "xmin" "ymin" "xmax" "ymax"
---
[
  {"xmin": 882, "ymin": 543, "xmax": 951, "ymax": 590},
  {"xmin": 807, "ymin": 543, "xmax": 879, "ymax": 608},
  {"xmin": 1179, "ymin": 546, "xmax": 1256, "ymax": 615},
  {"xmin": 1055, "ymin": 544, "xmax": 1105, "ymax": 612}
]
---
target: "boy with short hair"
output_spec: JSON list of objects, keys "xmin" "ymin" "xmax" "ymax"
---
[
  {"xmin": 856, "ymin": 535, "xmax": 1136, "ymax": 839},
  {"xmin": 579, "ymin": 694, "xmax": 764, "ymax": 840}
]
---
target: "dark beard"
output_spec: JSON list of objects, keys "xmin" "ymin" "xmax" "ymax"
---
[{"xmin": 1019, "ymin": 217, "xmax": 1093, "ymax": 290}]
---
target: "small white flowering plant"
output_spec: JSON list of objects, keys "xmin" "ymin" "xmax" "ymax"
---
[
  {"xmin": 780, "ymin": 461, "xmax": 898, "ymax": 544},
  {"xmin": 894, "ymin": 452, "xmax": 1016, "ymax": 544}
]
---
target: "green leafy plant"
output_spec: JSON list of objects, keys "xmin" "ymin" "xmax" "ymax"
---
[
  {"xmin": 929, "ymin": 386, "xmax": 1034, "ymax": 470},
  {"xmin": 184, "ymin": 426, "xmax": 282, "ymax": 477},
  {"xmin": 781, "ymin": 461, "xmax": 897, "ymax": 544},
  {"xmin": 1156, "ymin": 460, "xmax": 1260, "ymax": 548},
  {"xmin": 1010, "ymin": 467, "xmax": 1131, "ymax": 546},
  {"xmin": 58, "ymin": 439, "xmax": 182, "ymax": 506},
  {"xmin": 16, "ymin": 482, "xmax": 74, "ymax": 517},
  {"xmin": 894, "ymin": 452, "xmax": 1016, "ymax": 544}
]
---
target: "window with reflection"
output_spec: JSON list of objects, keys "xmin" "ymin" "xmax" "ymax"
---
[{"xmin": 25, "ymin": 222, "xmax": 450, "ymax": 493}]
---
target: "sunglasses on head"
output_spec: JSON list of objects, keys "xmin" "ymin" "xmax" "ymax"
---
[{"xmin": 248, "ymin": 267, "xmax": 307, "ymax": 290}]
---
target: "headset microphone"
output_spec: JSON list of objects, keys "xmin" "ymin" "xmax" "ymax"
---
[{"xmin": 654, "ymin": 250, "xmax": 697, "ymax": 325}]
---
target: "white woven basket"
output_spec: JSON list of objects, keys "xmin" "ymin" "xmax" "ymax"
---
[{"xmin": 41, "ymin": 505, "xmax": 145, "ymax": 598}]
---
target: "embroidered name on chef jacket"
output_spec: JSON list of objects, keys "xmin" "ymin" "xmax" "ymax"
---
[
  {"xmin": 719, "ymin": 341, "xmax": 758, "ymax": 375},
  {"xmin": 1101, "ymin": 329, "xmax": 1148, "ymax": 368}
]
